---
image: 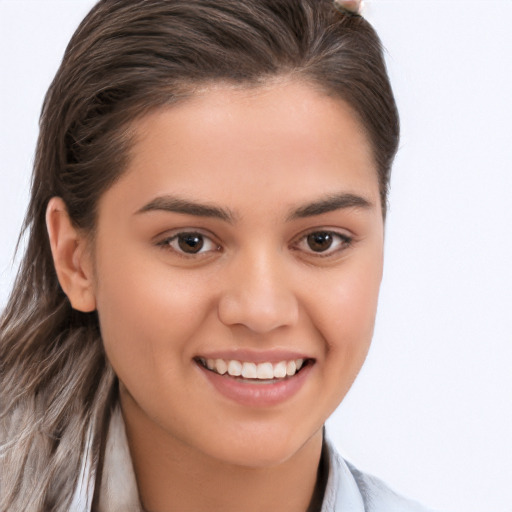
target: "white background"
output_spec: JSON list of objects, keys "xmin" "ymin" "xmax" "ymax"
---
[{"xmin": 1, "ymin": 1, "xmax": 511, "ymax": 511}]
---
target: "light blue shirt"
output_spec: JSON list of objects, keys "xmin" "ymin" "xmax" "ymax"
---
[
  {"xmin": 70, "ymin": 407, "xmax": 438, "ymax": 511},
  {"xmin": 321, "ymin": 436, "xmax": 437, "ymax": 511}
]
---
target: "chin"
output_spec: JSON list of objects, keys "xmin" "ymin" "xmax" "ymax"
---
[
  {"xmin": 207, "ymin": 444, "xmax": 298, "ymax": 469},
  {"xmin": 194, "ymin": 422, "xmax": 322, "ymax": 469}
]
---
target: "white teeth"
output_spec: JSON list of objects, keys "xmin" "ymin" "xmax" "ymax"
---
[
  {"xmin": 273, "ymin": 361, "xmax": 287, "ymax": 379},
  {"xmin": 200, "ymin": 357, "xmax": 309, "ymax": 379},
  {"xmin": 256, "ymin": 362, "xmax": 274, "ymax": 380},
  {"xmin": 286, "ymin": 360, "xmax": 297, "ymax": 376},
  {"xmin": 227, "ymin": 360, "xmax": 242, "ymax": 376},
  {"xmin": 215, "ymin": 359, "xmax": 227, "ymax": 375},
  {"xmin": 241, "ymin": 362, "xmax": 257, "ymax": 379}
]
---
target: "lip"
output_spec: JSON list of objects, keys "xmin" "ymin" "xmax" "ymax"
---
[
  {"xmin": 196, "ymin": 358, "xmax": 314, "ymax": 407},
  {"xmin": 196, "ymin": 349, "xmax": 312, "ymax": 364}
]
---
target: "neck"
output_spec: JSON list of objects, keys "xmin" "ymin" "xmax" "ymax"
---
[{"xmin": 120, "ymin": 396, "xmax": 325, "ymax": 512}]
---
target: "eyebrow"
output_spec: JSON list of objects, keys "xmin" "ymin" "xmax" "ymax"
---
[
  {"xmin": 287, "ymin": 193, "xmax": 373, "ymax": 220},
  {"xmin": 136, "ymin": 192, "xmax": 373, "ymax": 223},
  {"xmin": 136, "ymin": 196, "xmax": 236, "ymax": 223}
]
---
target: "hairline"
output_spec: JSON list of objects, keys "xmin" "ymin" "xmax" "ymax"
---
[{"xmin": 87, "ymin": 74, "xmax": 383, "ymax": 233}]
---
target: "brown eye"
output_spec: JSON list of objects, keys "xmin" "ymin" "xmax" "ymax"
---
[
  {"xmin": 177, "ymin": 233, "xmax": 204, "ymax": 253},
  {"xmin": 159, "ymin": 231, "xmax": 219, "ymax": 256},
  {"xmin": 294, "ymin": 230, "xmax": 352, "ymax": 257},
  {"xmin": 306, "ymin": 232, "xmax": 334, "ymax": 252}
]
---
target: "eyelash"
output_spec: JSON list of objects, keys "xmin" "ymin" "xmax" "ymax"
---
[
  {"xmin": 157, "ymin": 231, "xmax": 221, "ymax": 258},
  {"xmin": 292, "ymin": 230, "xmax": 353, "ymax": 258},
  {"xmin": 156, "ymin": 229, "xmax": 353, "ymax": 258}
]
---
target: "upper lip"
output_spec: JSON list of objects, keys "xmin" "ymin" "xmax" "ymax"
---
[{"xmin": 195, "ymin": 349, "xmax": 314, "ymax": 364}]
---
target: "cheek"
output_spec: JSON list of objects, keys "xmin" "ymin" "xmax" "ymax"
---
[
  {"xmin": 313, "ymin": 250, "xmax": 383, "ymax": 371},
  {"xmin": 93, "ymin": 248, "xmax": 214, "ymax": 391},
  {"xmin": 290, "ymin": 249, "xmax": 383, "ymax": 426}
]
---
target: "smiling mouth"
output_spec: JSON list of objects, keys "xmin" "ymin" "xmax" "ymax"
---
[{"xmin": 195, "ymin": 357, "xmax": 313, "ymax": 381}]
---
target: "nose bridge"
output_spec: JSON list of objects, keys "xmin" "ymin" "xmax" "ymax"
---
[{"xmin": 217, "ymin": 243, "xmax": 299, "ymax": 333}]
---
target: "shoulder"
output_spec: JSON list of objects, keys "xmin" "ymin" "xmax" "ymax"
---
[
  {"xmin": 323, "ymin": 438, "xmax": 440, "ymax": 512},
  {"xmin": 345, "ymin": 459, "xmax": 437, "ymax": 512}
]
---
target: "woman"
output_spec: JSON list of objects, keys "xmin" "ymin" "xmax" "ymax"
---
[{"xmin": 1, "ymin": 0, "xmax": 435, "ymax": 510}]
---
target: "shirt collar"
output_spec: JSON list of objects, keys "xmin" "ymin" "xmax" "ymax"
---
[
  {"xmin": 321, "ymin": 434, "xmax": 365, "ymax": 512},
  {"xmin": 71, "ymin": 406, "xmax": 365, "ymax": 512}
]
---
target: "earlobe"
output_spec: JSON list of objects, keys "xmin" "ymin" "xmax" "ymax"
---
[{"xmin": 46, "ymin": 197, "xmax": 96, "ymax": 312}]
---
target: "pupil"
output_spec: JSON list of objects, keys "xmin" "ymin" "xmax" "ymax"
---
[
  {"xmin": 178, "ymin": 234, "xmax": 203, "ymax": 253},
  {"xmin": 307, "ymin": 232, "xmax": 333, "ymax": 252}
]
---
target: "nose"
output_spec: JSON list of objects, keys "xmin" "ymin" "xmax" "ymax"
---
[{"xmin": 217, "ymin": 249, "xmax": 299, "ymax": 334}]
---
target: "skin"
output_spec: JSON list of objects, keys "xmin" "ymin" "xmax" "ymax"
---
[{"xmin": 47, "ymin": 80, "xmax": 384, "ymax": 512}]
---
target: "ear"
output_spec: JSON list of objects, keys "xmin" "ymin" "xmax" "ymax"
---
[{"xmin": 46, "ymin": 197, "xmax": 96, "ymax": 312}]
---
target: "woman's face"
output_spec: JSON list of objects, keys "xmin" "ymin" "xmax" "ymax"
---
[{"xmin": 91, "ymin": 81, "xmax": 384, "ymax": 467}]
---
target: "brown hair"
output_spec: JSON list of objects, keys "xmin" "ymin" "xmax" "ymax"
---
[{"xmin": 0, "ymin": 1, "xmax": 399, "ymax": 510}]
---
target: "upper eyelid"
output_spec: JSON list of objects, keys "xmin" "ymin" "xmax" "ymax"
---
[
  {"xmin": 155, "ymin": 227, "xmax": 218, "ymax": 243},
  {"xmin": 155, "ymin": 227, "xmax": 353, "ymax": 249},
  {"xmin": 291, "ymin": 227, "xmax": 353, "ymax": 244},
  {"xmin": 156, "ymin": 232, "xmax": 221, "ymax": 260},
  {"xmin": 291, "ymin": 229, "xmax": 353, "ymax": 256}
]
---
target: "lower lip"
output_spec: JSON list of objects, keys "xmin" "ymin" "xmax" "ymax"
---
[{"xmin": 197, "ymin": 362, "xmax": 313, "ymax": 407}]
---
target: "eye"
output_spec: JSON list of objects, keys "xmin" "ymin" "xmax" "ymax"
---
[
  {"xmin": 294, "ymin": 230, "xmax": 352, "ymax": 256},
  {"xmin": 158, "ymin": 231, "xmax": 220, "ymax": 256}
]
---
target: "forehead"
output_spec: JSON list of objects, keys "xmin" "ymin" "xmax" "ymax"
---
[{"xmin": 107, "ymin": 81, "xmax": 380, "ymax": 216}]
